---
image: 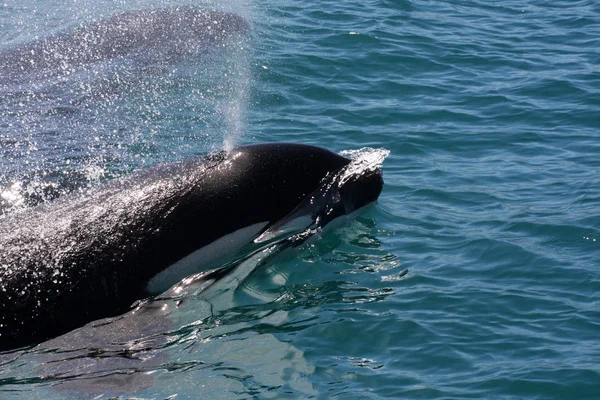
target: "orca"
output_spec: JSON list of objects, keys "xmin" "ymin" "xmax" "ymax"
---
[
  {"xmin": 0, "ymin": 7, "xmax": 249, "ymax": 81},
  {"xmin": 0, "ymin": 143, "xmax": 384, "ymax": 350}
]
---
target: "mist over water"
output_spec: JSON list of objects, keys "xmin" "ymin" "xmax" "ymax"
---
[{"xmin": 0, "ymin": 0, "xmax": 253, "ymax": 214}]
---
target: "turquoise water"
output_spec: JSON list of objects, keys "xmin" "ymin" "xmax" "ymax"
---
[{"xmin": 1, "ymin": 0, "xmax": 599, "ymax": 399}]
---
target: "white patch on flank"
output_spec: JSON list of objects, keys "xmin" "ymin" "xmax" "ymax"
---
[
  {"xmin": 146, "ymin": 221, "xmax": 268, "ymax": 294},
  {"xmin": 254, "ymin": 215, "xmax": 314, "ymax": 244}
]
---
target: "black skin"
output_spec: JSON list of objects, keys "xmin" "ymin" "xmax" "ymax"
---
[{"xmin": 0, "ymin": 143, "xmax": 383, "ymax": 351}]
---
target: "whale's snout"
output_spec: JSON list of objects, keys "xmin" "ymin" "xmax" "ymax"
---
[{"xmin": 339, "ymin": 168, "xmax": 384, "ymax": 214}]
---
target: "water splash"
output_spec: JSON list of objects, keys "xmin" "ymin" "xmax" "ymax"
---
[
  {"xmin": 339, "ymin": 147, "xmax": 390, "ymax": 185},
  {"xmin": 0, "ymin": 1, "xmax": 254, "ymax": 213}
]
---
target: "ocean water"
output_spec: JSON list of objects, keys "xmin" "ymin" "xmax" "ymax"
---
[{"xmin": 1, "ymin": 0, "xmax": 599, "ymax": 399}]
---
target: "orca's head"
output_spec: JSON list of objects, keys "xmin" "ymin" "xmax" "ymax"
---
[
  {"xmin": 315, "ymin": 158, "xmax": 384, "ymax": 229},
  {"xmin": 337, "ymin": 167, "xmax": 384, "ymax": 214},
  {"xmin": 234, "ymin": 143, "xmax": 385, "ymax": 242}
]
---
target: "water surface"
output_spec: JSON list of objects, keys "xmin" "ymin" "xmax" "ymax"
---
[{"xmin": 1, "ymin": 0, "xmax": 599, "ymax": 399}]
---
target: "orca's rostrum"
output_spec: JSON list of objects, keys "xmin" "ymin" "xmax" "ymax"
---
[{"xmin": 0, "ymin": 143, "xmax": 385, "ymax": 350}]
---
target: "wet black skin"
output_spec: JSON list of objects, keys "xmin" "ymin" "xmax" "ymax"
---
[{"xmin": 0, "ymin": 143, "xmax": 383, "ymax": 351}]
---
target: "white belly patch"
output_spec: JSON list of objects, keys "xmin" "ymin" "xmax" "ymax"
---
[{"xmin": 145, "ymin": 221, "xmax": 268, "ymax": 294}]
